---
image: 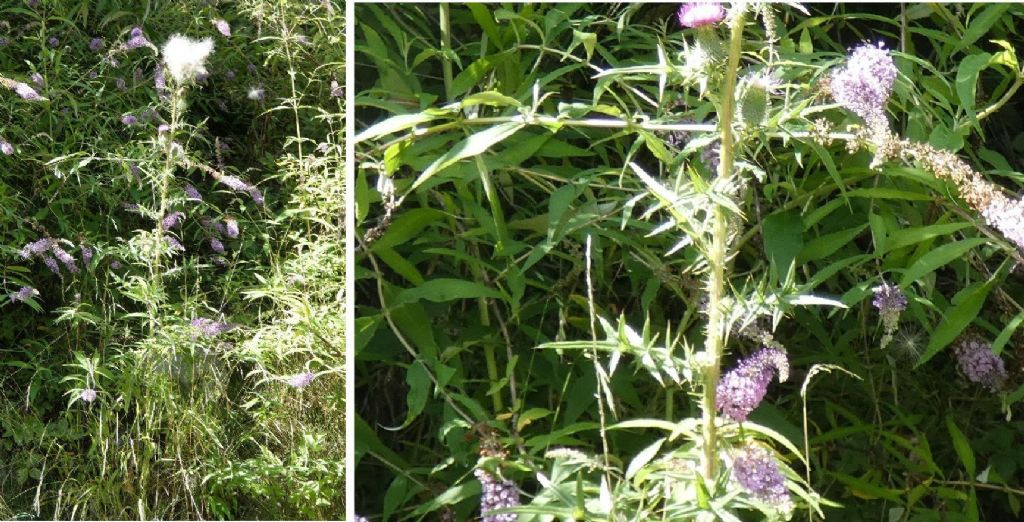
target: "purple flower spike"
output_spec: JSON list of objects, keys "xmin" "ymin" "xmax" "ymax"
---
[
  {"xmin": 474, "ymin": 468, "xmax": 520, "ymax": 522},
  {"xmin": 213, "ymin": 19, "xmax": 231, "ymax": 37},
  {"xmin": 48, "ymin": 36, "xmax": 59, "ymax": 48},
  {"xmin": 30, "ymin": 73, "xmax": 44, "ymax": 88},
  {"xmin": 1, "ymin": 140, "xmax": 13, "ymax": 155},
  {"xmin": 81, "ymin": 245, "xmax": 94, "ymax": 265},
  {"xmin": 162, "ymin": 211, "xmax": 185, "ymax": 230},
  {"xmin": 165, "ymin": 236, "xmax": 185, "ymax": 252},
  {"xmin": 831, "ymin": 43, "xmax": 897, "ymax": 125},
  {"xmin": 185, "ymin": 184, "xmax": 203, "ymax": 202},
  {"xmin": 287, "ymin": 371, "xmax": 316, "ymax": 388},
  {"xmin": 14, "ymin": 83, "xmax": 41, "ymax": 100},
  {"xmin": 954, "ymin": 337, "xmax": 1007, "ymax": 392},
  {"xmin": 224, "ymin": 217, "xmax": 239, "ymax": 239},
  {"xmin": 191, "ymin": 317, "xmax": 237, "ymax": 337},
  {"xmin": 21, "ymin": 238, "xmax": 53, "ymax": 259},
  {"xmin": 121, "ymin": 114, "xmax": 137, "ymax": 126},
  {"xmin": 51, "ymin": 244, "xmax": 79, "ymax": 273},
  {"xmin": 716, "ymin": 348, "xmax": 789, "ymax": 422},
  {"xmin": 130, "ymin": 27, "xmax": 143, "ymax": 38},
  {"xmin": 43, "ymin": 256, "xmax": 61, "ymax": 275},
  {"xmin": 210, "ymin": 237, "xmax": 225, "ymax": 253},
  {"xmin": 10, "ymin": 286, "xmax": 39, "ymax": 302},
  {"xmin": 247, "ymin": 186, "xmax": 264, "ymax": 205},
  {"xmin": 872, "ymin": 280, "xmax": 907, "ymax": 348},
  {"xmin": 80, "ymin": 388, "xmax": 98, "ymax": 403},
  {"xmin": 677, "ymin": 2, "xmax": 726, "ymax": 29},
  {"xmin": 733, "ymin": 445, "xmax": 791, "ymax": 507},
  {"xmin": 219, "ymin": 175, "xmax": 250, "ymax": 191},
  {"xmin": 89, "ymin": 37, "xmax": 105, "ymax": 51}
]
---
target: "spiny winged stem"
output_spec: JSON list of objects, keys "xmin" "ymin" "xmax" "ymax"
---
[
  {"xmin": 151, "ymin": 83, "xmax": 183, "ymax": 334},
  {"xmin": 701, "ymin": 7, "xmax": 746, "ymax": 482}
]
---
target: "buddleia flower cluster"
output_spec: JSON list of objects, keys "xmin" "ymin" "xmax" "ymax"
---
[
  {"xmin": 871, "ymin": 281, "xmax": 907, "ymax": 349},
  {"xmin": 190, "ymin": 317, "xmax": 237, "ymax": 338},
  {"xmin": 830, "ymin": 43, "xmax": 897, "ymax": 129},
  {"xmin": 717, "ymin": 348, "xmax": 789, "ymax": 422},
  {"xmin": 732, "ymin": 444, "xmax": 792, "ymax": 509},
  {"xmin": 20, "ymin": 238, "xmax": 79, "ymax": 275},
  {"xmin": 832, "ymin": 45, "xmax": 1024, "ymax": 253},
  {"xmin": 474, "ymin": 468, "xmax": 520, "ymax": 522},
  {"xmin": 954, "ymin": 336, "xmax": 1007, "ymax": 392}
]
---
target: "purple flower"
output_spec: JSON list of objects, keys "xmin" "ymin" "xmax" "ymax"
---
[
  {"xmin": 287, "ymin": 371, "xmax": 315, "ymax": 388},
  {"xmin": 165, "ymin": 236, "xmax": 185, "ymax": 251},
  {"xmin": 116, "ymin": 77, "xmax": 127, "ymax": 90},
  {"xmin": 247, "ymin": 86, "xmax": 265, "ymax": 101},
  {"xmin": 224, "ymin": 69, "xmax": 236, "ymax": 81},
  {"xmin": 154, "ymin": 62, "xmax": 167, "ymax": 96},
  {"xmin": 219, "ymin": 175, "xmax": 251, "ymax": 192},
  {"xmin": 80, "ymin": 388, "xmax": 98, "ymax": 403},
  {"xmin": 88, "ymin": 71, "xmax": 98, "ymax": 79},
  {"xmin": 831, "ymin": 43, "xmax": 897, "ymax": 125},
  {"xmin": 42, "ymin": 255, "xmax": 61, "ymax": 275},
  {"xmin": 733, "ymin": 445, "xmax": 791, "ymax": 507},
  {"xmin": 20, "ymin": 238, "xmax": 53, "ymax": 259},
  {"xmin": 954, "ymin": 337, "xmax": 1007, "ymax": 392},
  {"xmin": 110, "ymin": 260, "xmax": 123, "ymax": 269},
  {"xmin": 185, "ymin": 184, "xmax": 202, "ymax": 201},
  {"xmin": 0, "ymin": 37, "xmax": 8, "ymax": 47},
  {"xmin": 123, "ymin": 33, "xmax": 150, "ymax": 50},
  {"xmin": 130, "ymin": 27, "xmax": 143, "ymax": 38},
  {"xmin": 330, "ymin": 80, "xmax": 342, "ymax": 98},
  {"xmin": 14, "ymin": 82, "xmax": 41, "ymax": 100},
  {"xmin": 872, "ymin": 280, "xmax": 907, "ymax": 348},
  {"xmin": 1, "ymin": 140, "xmax": 13, "ymax": 155},
  {"xmin": 30, "ymin": 72, "xmax": 44, "ymax": 88},
  {"xmin": 51, "ymin": 244, "xmax": 79, "ymax": 273},
  {"xmin": 121, "ymin": 114, "xmax": 137, "ymax": 126},
  {"xmin": 89, "ymin": 37, "xmax": 105, "ymax": 51},
  {"xmin": 48, "ymin": 36, "xmax": 59, "ymax": 48},
  {"xmin": 158, "ymin": 124, "xmax": 170, "ymax": 133},
  {"xmin": 474, "ymin": 468, "xmax": 520, "ymax": 522},
  {"xmin": 81, "ymin": 245, "xmax": 94, "ymax": 265},
  {"xmin": 677, "ymin": 2, "xmax": 726, "ymax": 28},
  {"xmin": 191, "ymin": 317, "xmax": 237, "ymax": 337},
  {"xmin": 247, "ymin": 62, "xmax": 257, "ymax": 74},
  {"xmin": 224, "ymin": 217, "xmax": 239, "ymax": 239},
  {"xmin": 213, "ymin": 19, "xmax": 231, "ymax": 37},
  {"xmin": 162, "ymin": 211, "xmax": 185, "ymax": 229},
  {"xmin": 210, "ymin": 237, "xmax": 225, "ymax": 253},
  {"xmin": 26, "ymin": 0, "xmax": 38, "ymax": 8},
  {"xmin": 247, "ymin": 186, "xmax": 264, "ymax": 205},
  {"xmin": 9, "ymin": 286, "xmax": 39, "ymax": 302},
  {"xmin": 716, "ymin": 348, "xmax": 789, "ymax": 422}
]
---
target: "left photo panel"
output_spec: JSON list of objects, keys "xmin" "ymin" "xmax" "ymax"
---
[{"xmin": 0, "ymin": 0, "xmax": 345, "ymax": 519}]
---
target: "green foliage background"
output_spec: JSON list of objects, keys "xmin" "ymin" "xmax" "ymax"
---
[
  {"xmin": 0, "ymin": 0, "xmax": 344, "ymax": 519},
  {"xmin": 355, "ymin": 3, "xmax": 1024, "ymax": 521}
]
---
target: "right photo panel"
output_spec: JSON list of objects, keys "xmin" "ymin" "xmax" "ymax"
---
[{"xmin": 353, "ymin": 3, "xmax": 1024, "ymax": 521}]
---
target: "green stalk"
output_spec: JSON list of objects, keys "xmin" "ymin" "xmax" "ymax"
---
[
  {"xmin": 440, "ymin": 4, "xmax": 454, "ymax": 101},
  {"xmin": 701, "ymin": 10, "xmax": 746, "ymax": 482},
  {"xmin": 151, "ymin": 83, "xmax": 182, "ymax": 334}
]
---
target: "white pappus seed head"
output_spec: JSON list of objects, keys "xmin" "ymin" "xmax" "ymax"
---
[{"xmin": 161, "ymin": 35, "xmax": 215, "ymax": 84}]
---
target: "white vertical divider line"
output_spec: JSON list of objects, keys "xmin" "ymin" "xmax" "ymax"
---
[{"xmin": 345, "ymin": 0, "xmax": 356, "ymax": 519}]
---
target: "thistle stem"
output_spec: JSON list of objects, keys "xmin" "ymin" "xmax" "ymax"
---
[{"xmin": 701, "ymin": 7, "xmax": 746, "ymax": 482}]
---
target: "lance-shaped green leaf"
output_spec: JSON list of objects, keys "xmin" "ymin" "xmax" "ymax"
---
[{"xmin": 410, "ymin": 121, "xmax": 525, "ymax": 191}]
